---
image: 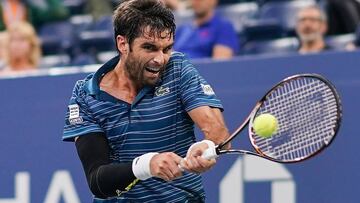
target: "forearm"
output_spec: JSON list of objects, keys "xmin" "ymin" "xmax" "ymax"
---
[
  {"xmin": 188, "ymin": 106, "xmax": 230, "ymax": 146},
  {"xmin": 204, "ymin": 108, "xmax": 229, "ymax": 144},
  {"xmin": 88, "ymin": 163, "xmax": 135, "ymax": 198},
  {"xmin": 75, "ymin": 133, "xmax": 136, "ymax": 199}
]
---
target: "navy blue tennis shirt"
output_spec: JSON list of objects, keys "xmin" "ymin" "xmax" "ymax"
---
[{"xmin": 63, "ymin": 52, "xmax": 223, "ymax": 202}]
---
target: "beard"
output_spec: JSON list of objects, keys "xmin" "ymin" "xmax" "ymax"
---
[
  {"xmin": 194, "ymin": 10, "xmax": 207, "ymax": 19},
  {"xmin": 299, "ymin": 31, "xmax": 323, "ymax": 43},
  {"xmin": 124, "ymin": 52, "xmax": 165, "ymax": 88}
]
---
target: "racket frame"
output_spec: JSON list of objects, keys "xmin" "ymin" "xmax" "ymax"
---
[{"xmin": 215, "ymin": 73, "xmax": 342, "ymax": 163}]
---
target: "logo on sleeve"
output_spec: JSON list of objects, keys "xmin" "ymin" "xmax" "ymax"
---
[
  {"xmin": 68, "ymin": 104, "xmax": 83, "ymax": 125},
  {"xmin": 201, "ymin": 84, "xmax": 215, "ymax": 95}
]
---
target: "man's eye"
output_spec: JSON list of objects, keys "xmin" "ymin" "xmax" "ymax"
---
[
  {"xmin": 164, "ymin": 47, "xmax": 172, "ymax": 53},
  {"xmin": 143, "ymin": 45, "xmax": 156, "ymax": 50}
]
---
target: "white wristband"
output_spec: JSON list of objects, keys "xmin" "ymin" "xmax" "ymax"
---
[{"xmin": 132, "ymin": 152, "xmax": 158, "ymax": 180}]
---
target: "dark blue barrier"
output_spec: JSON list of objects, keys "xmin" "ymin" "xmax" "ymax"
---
[{"xmin": 0, "ymin": 50, "xmax": 359, "ymax": 203}]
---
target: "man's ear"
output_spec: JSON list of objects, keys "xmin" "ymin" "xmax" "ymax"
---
[{"xmin": 116, "ymin": 35, "xmax": 128, "ymax": 55}]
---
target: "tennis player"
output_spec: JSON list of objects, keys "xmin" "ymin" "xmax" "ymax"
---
[{"xmin": 63, "ymin": 0, "xmax": 229, "ymax": 202}]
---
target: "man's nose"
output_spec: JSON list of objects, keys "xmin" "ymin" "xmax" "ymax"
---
[{"xmin": 153, "ymin": 52, "xmax": 165, "ymax": 65}]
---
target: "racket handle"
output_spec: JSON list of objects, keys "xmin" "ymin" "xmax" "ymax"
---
[
  {"xmin": 178, "ymin": 141, "xmax": 218, "ymax": 170},
  {"xmin": 178, "ymin": 147, "xmax": 218, "ymax": 170},
  {"xmin": 201, "ymin": 146, "xmax": 218, "ymax": 160}
]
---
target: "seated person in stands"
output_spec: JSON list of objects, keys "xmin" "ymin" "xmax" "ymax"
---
[
  {"xmin": 295, "ymin": 6, "xmax": 330, "ymax": 54},
  {"xmin": 0, "ymin": 21, "xmax": 42, "ymax": 75},
  {"xmin": 174, "ymin": 0, "xmax": 239, "ymax": 59}
]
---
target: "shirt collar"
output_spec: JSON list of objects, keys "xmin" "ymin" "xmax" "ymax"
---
[{"xmin": 85, "ymin": 55, "xmax": 119, "ymax": 96}]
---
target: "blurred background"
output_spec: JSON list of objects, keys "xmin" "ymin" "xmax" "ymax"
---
[{"xmin": 0, "ymin": 0, "xmax": 360, "ymax": 72}]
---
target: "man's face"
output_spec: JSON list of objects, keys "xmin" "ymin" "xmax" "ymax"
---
[
  {"xmin": 122, "ymin": 29, "xmax": 174, "ymax": 87},
  {"xmin": 190, "ymin": 0, "xmax": 217, "ymax": 18},
  {"xmin": 296, "ymin": 8, "xmax": 327, "ymax": 43}
]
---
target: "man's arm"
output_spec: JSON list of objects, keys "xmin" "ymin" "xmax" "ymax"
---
[
  {"xmin": 75, "ymin": 133, "xmax": 136, "ymax": 198},
  {"xmin": 212, "ymin": 19, "xmax": 239, "ymax": 59},
  {"xmin": 187, "ymin": 106, "xmax": 229, "ymax": 145},
  {"xmin": 182, "ymin": 106, "xmax": 230, "ymax": 173},
  {"xmin": 212, "ymin": 44, "xmax": 234, "ymax": 59},
  {"xmin": 75, "ymin": 132, "xmax": 184, "ymax": 198}
]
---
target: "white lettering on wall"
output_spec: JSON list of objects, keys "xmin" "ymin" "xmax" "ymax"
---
[
  {"xmin": 43, "ymin": 170, "xmax": 80, "ymax": 203},
  {"xmin": 0, "ymin": 172, "xmax": 30, "ymax": 203},
  {"xmin": 220, "ymin": 156, "xmax": 296, "ymax": 203}
]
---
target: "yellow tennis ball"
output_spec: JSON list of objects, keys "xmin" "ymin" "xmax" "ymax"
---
[{"xmin": 253, "ymin": 113, "xmax": 278, "ymax": 138}]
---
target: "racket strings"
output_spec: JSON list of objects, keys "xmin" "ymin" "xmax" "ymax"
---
[{"xmin": 252, "ymin": 77, "xmax": 339, "ymax": 161}]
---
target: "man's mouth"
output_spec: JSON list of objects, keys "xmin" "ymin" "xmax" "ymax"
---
[{"xmin": 145, "ymin": 67, "xmax": 161, "ymax": 74}]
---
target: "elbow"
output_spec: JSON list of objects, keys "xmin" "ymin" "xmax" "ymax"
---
[
  {"xmin": 87, "ymin": 169, "xmax": 109, "ymax": 199},
  {"xmin": 89, "ymin": 184, "xmax": 108, "ymax": 199}
]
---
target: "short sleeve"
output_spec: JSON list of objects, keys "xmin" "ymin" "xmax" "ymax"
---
[
  {"xmin": 215, "ymin": 20, "xmax": 240, "ymax": 54},
  {"xmin": 179, "ymin": 57, "xmax": 223, "ymax": 112},
  {"xmin": 62, "ymin": 80, "xmax": 104, "ymax": 142}
]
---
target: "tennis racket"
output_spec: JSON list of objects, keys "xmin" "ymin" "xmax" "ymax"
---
[{"xmin": 202, "ymin": 73, "xmax": 342, "ymax": 163}]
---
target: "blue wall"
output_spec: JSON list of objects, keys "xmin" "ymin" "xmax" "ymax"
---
[{"xmin": 0, "ymin": 50, "xmax": 359, "ymax": 203}]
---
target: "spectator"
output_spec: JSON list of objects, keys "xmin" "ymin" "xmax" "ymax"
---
[
  {"xmin": 0, "ymin": 0, "xmax": 69, "ymax": 31},
  {"xmin": 295, "ymin": 6, "xmax": 330, "ymax": 54},
  {"xmin": 0, "ymin": 0, "xmax": 27, "ymax": 30},
  {"xmin": 0, "ymin": 21, "xmax": 42, "ymax": 74},
  {"xmin": 174, "ymin": 0, "xmax": 239, "ymax": 59}
]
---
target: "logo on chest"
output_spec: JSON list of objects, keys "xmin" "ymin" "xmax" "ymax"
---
[{"xmin": 155, "ymin": 86, "xmax": 170, "ymax": 97}]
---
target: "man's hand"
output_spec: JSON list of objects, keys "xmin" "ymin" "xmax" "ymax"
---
[
  {"xmin": 182, "ymin": 142, "xmax": 216, "ymax": 174},
  {"xmin": 150, "ymin": 152, "xmax": 183, "ymax": 181}
]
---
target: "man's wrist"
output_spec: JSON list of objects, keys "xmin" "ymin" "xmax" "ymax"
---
[{"xmin": 132, "ymin": 152, "xmax": 159, "ymax": 180}]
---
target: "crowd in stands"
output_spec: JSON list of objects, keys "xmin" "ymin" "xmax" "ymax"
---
[{"xmin": 1, "ymin": 0, "xmax": 360, "ymax": 75}]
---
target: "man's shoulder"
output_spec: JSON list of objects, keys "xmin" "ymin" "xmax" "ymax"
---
[
  {"xmin": 212, "ymin": 13, "xmax": 234, "ymax": 27},
  {"xmin": 167, "ymin": 51, "xmax": 185, "ymax": 66},
  {"xmin": 170, "ymin": 51, "xmax": 186, "ymax": 60},
  {"xmin": 71, "ymin": 73, "xmax": 95, "ymax": 97},
  {"xmin": 167, "ymin": 51, "xmax": 194, "ymax": 69},
  {"xmin": 162, "ymin": 52, "xmax": 195, "ymax": 80}
]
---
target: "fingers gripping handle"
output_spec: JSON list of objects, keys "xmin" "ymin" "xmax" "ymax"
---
[
  {"xmin": 201, "ymin": 146, "xmax": 218, "ymax": 160},
  {"xmin": 178, "ymin": 140, "xmax": 218, "ymax": 170},
  {"xmin": 200, "ymin": 140, "xmax": 218, "ymax": 160}
]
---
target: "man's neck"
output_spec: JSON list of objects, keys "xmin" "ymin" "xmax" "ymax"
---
[
  {"xmin": 299, "ymin": 40, "xmax": 326, "ymax": 53},
  {"xmin": 100, "ymin": 60, "xmax": 139, "ymax": 103},
  {"xmin": 194, "ymin": 10, "xmax": 214, "ymax": 26},
  {"xmin": 9, "ymin": 59, "xmax": 34, "ymax": 71}
]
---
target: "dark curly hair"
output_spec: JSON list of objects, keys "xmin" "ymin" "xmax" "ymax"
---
[{"xmin": 113, "ymin": 0, "xmax": 176, "ymax": 50}]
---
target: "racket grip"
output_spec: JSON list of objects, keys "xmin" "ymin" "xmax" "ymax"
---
[
  {"xmin": 201, "ymin": 147, "xmax": 218, "ymax": 160},
  {"xmin": 178, "ymin": 149, "xmax": 218, "ymax": 171}
]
